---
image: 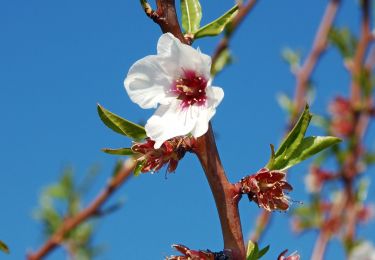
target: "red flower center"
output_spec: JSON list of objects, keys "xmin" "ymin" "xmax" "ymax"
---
[{"xmin": 172, "ymin": 70, "xmax": 208, "ymax": 108}]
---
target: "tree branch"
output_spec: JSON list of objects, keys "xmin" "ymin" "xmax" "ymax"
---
[
  {"xmin": 291, "ymin": 0, "xmax": 341, "ymax": 125},
  {"xmin": 211, "ymin": 0, "xmax": 258, "ymax": 67},
  {"xmin": 27, "ymin": 159, "xmax": 135, "ymax": 260},
  {"xmin": 193, "ymin": 125, "xmax": 245, "ymax": 259},
  {"xmin": 312, "ymin": 1, "xmax": 372, "ymax": 258}
]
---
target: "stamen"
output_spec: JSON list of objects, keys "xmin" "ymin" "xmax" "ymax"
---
[{"xmin": 171, "ymin": 69, "xmax": 208, "ymax": 108}]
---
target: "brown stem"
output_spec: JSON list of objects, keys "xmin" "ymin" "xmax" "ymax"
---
[
  {"xmin": 311, "ymin": 230, "xmax": 330, "ymax": 260},
  {"xmin": 193, "ymin": 125, "xmax": 245, "ymax": 259},
  {"xmin": 152, "ymin": 0, "xmax": 186, "ymax": 43},
  {"xmin": 350, "ymin": 0, "xmax": 372, "ymax": 106},
  {"xmin": 211, "ymin": 0, "xmax": 258, "ymax": 66},
  {"xmin": 27, "ymin": 159, "xmax": 135, "ymax": 260},
  {"xmin": 291, "ymin": 0, "xmax": 341, "ymax": 125}
]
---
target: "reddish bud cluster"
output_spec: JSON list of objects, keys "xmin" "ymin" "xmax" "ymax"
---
[
  {"xmin": 132, "ymin": 137, "xmax": 195, "ymax": 174},
  {"xmin": 357, "ymin": 204, "xmax": 374, "ymax": 223},
  {"xmin": 240, "ymin": 168, "xmax": 293, "ymax": 211},
  {"xmin": 305, "ymin": 166, "xmax": 336, "ymax": 193},
  {"xmin": 329, "ymin": 96, "xmax": 354, "ymax": 137},
  {"xmin": 167, "ymin": 244, "xmax": 217, "ymax": 260}
]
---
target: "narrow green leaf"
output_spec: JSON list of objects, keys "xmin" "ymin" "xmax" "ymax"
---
[
  {"xmin": 267, "ymin": 105, "xmax": 312, "ymax": 170},
  {"xmin": 246, "ymin": 241, "xmax": 259, "ymax": 260},
  {"xmin": 180, "ymin": 0, "xmax": 202, "ymax": 33},
  {"xmin": 194, "ymin": 5, "xmax": 238, "ymax": 39},
  {"xmin": 134, "ymin": 160, "xmax": 145, "ymax": 176},
  {"xmin": 246, "ymin": 240, "xmax": 255, "ymax": 259},
  {"xmin": 282, "ymin": 136, "xmax": 341, "ymax": 170},
  {"xmin": 44, "ymin": 184, "xmax": 67, "ymax": 199},
  {"xmin": 276, "ymin": 105, "xmax": 312, "ymax": 157},
  {"xmin": 356, "ymin": 178, "xmax": 369, "ymax": 202},
  {"xmin": 0, "ymin": 240, "xmax": 9, "ymax": 254},
  {"xmin": 102, "ymin": 147, "xmax": 135, "ymax": 156},
  {"xmin": 97, "ymin": 104, "xmax": 146, "ymax": 140},
  {"xmin": 257, "ymin": 245, "xmax": 270, "ymax": 259},
  {"xmin": 277, "ymin": 93, "xmax": 294, "ymax": 115},
  {"xmin": 282, "ymin": 48, "xmax": 301, "ymax": 69},
  {"xmin": 329, "ymin": 27, "xmax": 357, "ymax": 58},
  {"xmin": 211, "ymin": 48, "xmax": 232, "ymax": 76}
]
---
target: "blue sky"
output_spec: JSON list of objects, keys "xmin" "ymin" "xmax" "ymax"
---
[{"xmin": 1, "ymin": 0, "xmax": 374, "ymax": 259}]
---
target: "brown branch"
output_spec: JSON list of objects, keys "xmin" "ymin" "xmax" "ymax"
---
[
  {"xmin": 312, "ymin": 1, "xmax": 373, "ymax": 258},
  {"xmin": 194, "ymin": 125, "xmax": 245, "ymax": 259},
  {"xmin": 27, "ymin": 159, "xmax": 135, "ymax": 260},
  {"xmin": 211, "ymin": 0, "xmax": 258, "ymax": 66},
  {"xmin": 249, "ymin": 0, "xmax": 341, "ymax": 242},
  {"xmin": 311, "ymin": 230, "xmax": 330, "ymax": 260},
  {"xmin": 291, "ymin": 0, "xmax": 341, "ymax": 125},
  {"xmin": 350, "ymin": 0, "xmax": 372, "ymax": 106},
  {"xmin": 343, "ymin": 0, "xmax": 372, "ymax": 245},
  {"xmin": 141, "ymin": 0, "xmax": 186, "ymax": 43}
]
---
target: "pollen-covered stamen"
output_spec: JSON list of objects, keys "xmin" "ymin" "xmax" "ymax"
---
[{"xmin": 172, "ymin": 70, "xmax": 208, "ymax": 107}]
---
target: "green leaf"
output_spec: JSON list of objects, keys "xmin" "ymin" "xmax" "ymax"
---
[
  {"xmin": 267, "ymin": 105, "xmax": 312, "ymax": 170},
  {"xmin": 277, "ymin": 105, "xmax": 312, "ymax": 157},
  {"xmin": 246, "ymin": 240, "xmax": 255, "ymax": 259},
  {"xmin": 329, "ymin": 27, "xmax": 357, "ymax": 58},
  {"xmin": 281, "ymin": 136, "xmax": 341, "ymax": 170},
  {"xmin": 44, "ymin": 184, "xmax": 67, "ymax": 199},
  {"xmin": 356, "ymin": 178, "xmax": 369, "ymax": 202},
  {"xmin": 257, "ymin": 245, "xmax": 270, "ymax": 259},
  {"xmin": 194, "ymin": 5, "xmax": 238, "ymax": 39},
  {"xmin": 246, "ymin": 241, "xmax": 258, "ymax": 260},
  {"xmin": 97, "ymin": 104, "xmax": 146, "ymax": 140},
  {"xmin": 211, "ymin": 48, "xmax": 232, "ymax": 76},
  {"xmin": 281, "ymin": 47, "xmax": 301, "ymax": 71},
  {"xmin": 277, "ymin": 93, "xmax": 295, "ymax": 115},
  {"xmin": 102, "ymin": 147, "xmax": 135, "ymax": 156},
  {"xmin": 246, "ymin": 241, "xmax": 269, "ymax": 260},
  {"xmin": 180, "ymin": 0, "xmax": 202, "ymax": 33},
  {"xmin": 134, "ymin": 160, "xmax": 145, "ymax": 176},
  {"xmin": 266, "ymin": 105, "xmax": 340, "ymax": 170},
  {"xmin": 0, "ymin": 240, "xmax": 9, "ymax": 254}
]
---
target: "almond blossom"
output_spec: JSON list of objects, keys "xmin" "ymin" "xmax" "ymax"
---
[{"xmin": 124, "ymin": 33, "xmax": 224, "ymax": 148}]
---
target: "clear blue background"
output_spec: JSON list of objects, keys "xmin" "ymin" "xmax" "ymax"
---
[{"xmin": 1, "ymin": 0, "xmax": 374, "ymax": 259}]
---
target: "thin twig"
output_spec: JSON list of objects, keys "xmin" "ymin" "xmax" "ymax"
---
[
  {"xmin": 249, "ymin": 210, "xmax": 270, "ymax": 242},
  {"xmin": 27, "ymin": 159, "xmax": 135, "ymax": 260},
  {"xmin": 291, "ymin": 0, "xmax": 341, "ymax": 125},
  {"xmin": 211, "ymin": 0, "xmax": 258, "ymax": 66},
  {"xmin": 350, "ymin": 0, "xmax": 372, "ymax": 106}
]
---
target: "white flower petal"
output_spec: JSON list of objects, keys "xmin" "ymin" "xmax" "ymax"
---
[
  {"xmin": 145, "ymin": 100, "xmax": 197, "ymax": 148},
  {"xmin": 124, "ymin": 55, "xmax": 173, "ymax": 109},
  {"xmin": 206, "ymin": 86, "xmax": 224, "ymax": 108},
  {"xmin": 190, "ymin": 106, "xmax": 213, "ymax": 138},
  {"xmin": 190, "ymin": 86, "xmax": 224, "ymax": 137},
  {"xmin": 157, "ymin": 33, "xmax": 211, "ymax": 80}
]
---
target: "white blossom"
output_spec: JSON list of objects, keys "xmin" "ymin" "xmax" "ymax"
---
[
  {"xmin": 124, "ymin": 33, "xmax": 224, "ymax": 148},
  {"xmin": 349, "ymin": 241, "xmax": 375, "ymax": 260}
]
